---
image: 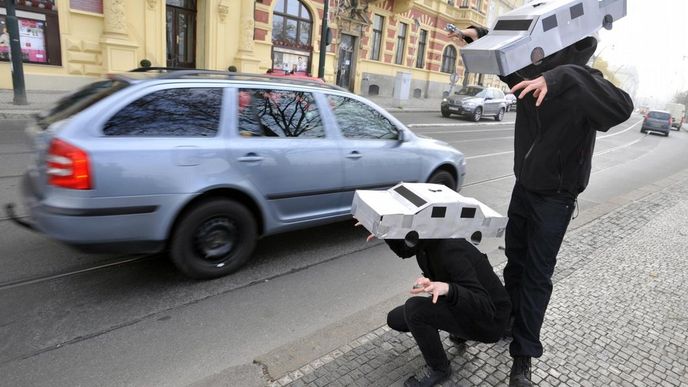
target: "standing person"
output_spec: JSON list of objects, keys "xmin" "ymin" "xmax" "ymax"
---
[
  {"xmin": 450, "ymin": 27, "xmax": 633, "ymax": 386},
  {"xmin": 382, "ymin": 237, "xmax": 511, "ymax": 387}
]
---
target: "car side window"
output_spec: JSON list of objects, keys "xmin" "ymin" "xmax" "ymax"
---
[
  {"xmin": 237, "ymin": 88, "xmax": 325, "ymax": 138},
  {"xmin": 103, "ymin": 87, "xmax": 222, "ymax": 136},
  {"xmin": 326, "ymin": 95, "xmax": 399, "ymax": 140}
]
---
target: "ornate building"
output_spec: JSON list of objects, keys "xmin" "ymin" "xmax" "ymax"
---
[{"xmin": 0, "ymin": 0, "xmax": 489, "ymax": 97}]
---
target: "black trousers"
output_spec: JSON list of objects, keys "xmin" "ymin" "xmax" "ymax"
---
[
  {"xmin": 388, "ymin": 296, "xmax": 495, "ymax": 372},
  {"xmin": 504, "ymin": 182, "xmax": 575, "ymax": 358}
]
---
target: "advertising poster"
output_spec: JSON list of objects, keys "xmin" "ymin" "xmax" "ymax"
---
[
  {"xmin": 272, "ymin": 49, "xmax": 310, "ymax": 76},
  {"xmin": 19, "ymin": 18, "xmax": 47, "ymax": 63},
  {"xmin": 0, "ymin": 16, "xmax": 47, "ymax": 63}
]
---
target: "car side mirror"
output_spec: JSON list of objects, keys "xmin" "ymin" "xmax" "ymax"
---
[{"xmin": 397, "ymin": 129, "xmax": 405, "ymax": 143}]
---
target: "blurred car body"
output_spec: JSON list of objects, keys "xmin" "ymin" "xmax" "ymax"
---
[
  {"xmin": 664, "ymin": 102, "xmax": 685, "ymax": 130},
  {"xmin": 5, "ymin": 70, "xmax": 466, "ymax": 279},
  {"xmin": 505, "ymin": 93, "xmax": 517, "ymax": 112},
  {"xmin": 441, "ymin": 85, "xmax": 507, "ymax": 122},
  {"xmin": 640, "ymin": 110, "xmax": 672, "ymax": 137}
]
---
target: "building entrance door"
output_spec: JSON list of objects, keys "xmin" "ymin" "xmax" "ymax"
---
[
  {"xmin": 336, "ymin": 34, "xmax": 356, "ymax": 91},
  {"xmin": 166, "ymin": 0, "xmax": 196, "ymax": 68}
]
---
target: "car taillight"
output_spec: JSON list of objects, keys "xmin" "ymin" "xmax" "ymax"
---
[{"xmin": 46, "ymin": 138, "xmax": 92, "ymax": 190}]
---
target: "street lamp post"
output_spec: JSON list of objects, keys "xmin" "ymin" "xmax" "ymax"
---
[
  {"xmin": 5, "ymin": 0, "xmax": 28, "ymax": 105},
  {"xmin": 317, "ymin": 0, "xmax": 329, "ymax": 80}
]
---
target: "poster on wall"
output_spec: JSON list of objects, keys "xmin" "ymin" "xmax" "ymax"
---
[
  {"xmin": 19, "ymin": 18, "xmax": 47, "ymax": 63},
  {"xmin": 0, "ymin": 16, "xmax": 47, "ymax": 63},
  {"xmin": 272, "ymin": 48, "xmax": 311, "ymax": 76}
]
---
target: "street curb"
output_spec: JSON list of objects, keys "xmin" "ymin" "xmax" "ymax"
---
[{"xmin": 0, "ymin": 112, "xmax": 37, "ymax": 120}]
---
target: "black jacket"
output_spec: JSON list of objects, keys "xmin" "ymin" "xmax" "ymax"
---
[
  {"xmin": 386, "ymin": 239, "xmax": 511, "ymax": 342},
  {"xmin": 471, "ymin": 28, "xmax": 634, "ymax": 196}
]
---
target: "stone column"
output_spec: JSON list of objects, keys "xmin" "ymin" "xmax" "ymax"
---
[
  {"xmin": 101, "ymin": 0, "xmax": 140, "ymax": 72},
  {"xmin": 234, "ymin": 0, "xmax": 261, "ymax": 72}
]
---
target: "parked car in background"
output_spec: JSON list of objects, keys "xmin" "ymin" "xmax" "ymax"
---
[
  {"xmin": 640, "ymin": 110, "xmax": 672, "ymax": 137},
  {"xmin": 5, "ymin": 70, "xmax": 467, "ymax": 279},
  {"xmin": 441, "ymin": 85, "xmax": 507, "ymax": 122},
  {"xmin": 505, "ymin": 93, "xmax": 517, "ymax": 112},
  {"xmin": 664, "ymin": 102, "xmax": 686, "ymax": 130}
]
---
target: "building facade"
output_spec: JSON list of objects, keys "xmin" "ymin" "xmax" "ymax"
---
[{"xmin": 0, "ymin": 0, "xmax": 489, "ymax": 97}]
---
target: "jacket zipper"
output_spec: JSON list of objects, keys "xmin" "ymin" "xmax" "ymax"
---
[
  {"xmin": 557, "ymin": 150, "xmax": 563, "ymax": 193},
  {"xmin": 520, "ymin": 105, "xmax": 541, "ymax": 179}
]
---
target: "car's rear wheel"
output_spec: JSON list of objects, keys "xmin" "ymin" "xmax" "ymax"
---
[
  {"xmin": 428, "ymin": 170, "xmax": 457, "ymax": 191},
  {"xmin": 170, "ymin": 198, "xmax": 257, "ymax": 279},
  {"xmin": 495, "ymin": 108, "xmax": 505, "ymax": 121},
  {"xmin": 441, "ymin": 107, "xmax": 451, "ymax": 118},
  {"xmin": 472, "ymin": 107, "xmax": 482, "ymax": 122}
]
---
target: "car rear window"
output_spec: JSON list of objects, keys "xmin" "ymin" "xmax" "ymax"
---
[
  {"xmin": 648, "ymin": 111, "xmax": 670, "ymax": 120},
  {"xmin": 37, "ymin": 80, "xmax": 130, "ymax": 130},
  {"xmin": 103, "ymin": 87, "xmax": 223, "ymax": 136}
]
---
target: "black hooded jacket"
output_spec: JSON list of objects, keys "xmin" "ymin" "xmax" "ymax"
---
[
  {"xmin": 386, "ymin": 239, "xmax": 511, "ymax": 342},
  {"xmin": 471, "ymin": 28, "xmax": 634, "ymax": 196}
]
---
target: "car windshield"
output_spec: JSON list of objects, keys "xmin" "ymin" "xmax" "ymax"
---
[
  {"xmin": 648, "ymin": 111, "xmax": 670, "ymax": 120},
  {"xmin": 37, "ymin": 79, "xmax": 130, "ymax": 130},
  {"xmin": 455, "ymin": 87, "xmax": 485, "ymax": 97}
]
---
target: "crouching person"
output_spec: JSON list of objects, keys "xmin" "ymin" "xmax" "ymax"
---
[{"xmin": 385, "ymin": 237, "xmax": 511, "ymax": 387}]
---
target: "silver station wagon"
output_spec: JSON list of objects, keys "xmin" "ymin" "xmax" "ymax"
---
[{"xmin": 6, "ymin": 70, "xmax": 466, "ymax": 279}]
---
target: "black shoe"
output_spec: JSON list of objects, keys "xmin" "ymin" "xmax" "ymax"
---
[
  {"xmin": 404, "ymin": 365, "xmax": 452, "ymax": 387},
  {"xmin": 509, "ymin": 356, "xmax": 532, "ymax": 387},
  {"xmin": 448, "ymin": 334, "xmax": 467, "ymax": 355}
]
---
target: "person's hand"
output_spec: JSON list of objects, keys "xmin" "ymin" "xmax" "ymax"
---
[
  {"xmin": 511, "ymin": 76, "xmax": 548, "ymax": 107},
  {"xmin": 354, "ymin": 221, "xmax": 376, "ymax": 242},
  {"xmin": 411, "ymin": 277, "xmax": 449, "ymax": 303}
]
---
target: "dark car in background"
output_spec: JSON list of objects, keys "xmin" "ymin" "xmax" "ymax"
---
[
  {"xmin": 640, "ymin": 110, "xmax": 672, "ymax": 137},
  {"xmin": 441, "ymin": 85, "xmax": 507, "ymax": 122}
]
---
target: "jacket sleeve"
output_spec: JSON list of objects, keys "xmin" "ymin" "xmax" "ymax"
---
[
  {"xmin": 441, "ymin": 242, "xmax": 495, "ymax": 320},
  {"xmin": 543, "ymin": 64, "xmax": 634, "ymax": 131}
]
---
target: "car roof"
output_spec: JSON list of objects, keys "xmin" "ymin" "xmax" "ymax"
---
[
  {"xmin": 111, "ymin": 68, "xmax": 349, "ymax": 92},
  {"xmin": 648, "ymin": 110, "xmax": 670, "ymax": 114}
]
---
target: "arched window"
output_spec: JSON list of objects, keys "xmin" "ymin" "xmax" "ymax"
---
[
  {"xmin": 441, "ymin": 46, "xmax": 457, "ymax": 74},
  {"xmin": 272, "ymin": 0, "xmax": 312, "ymax": 49}
]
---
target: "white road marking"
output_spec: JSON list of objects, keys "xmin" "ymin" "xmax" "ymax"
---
[{"xmin": 408, "ymin": 122, "xmax": 515, "ymax": 128}]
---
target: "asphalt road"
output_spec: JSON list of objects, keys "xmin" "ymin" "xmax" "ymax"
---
[{"xmin": 1, "ymin": 112, "xmax": 687, "ymax": 386}]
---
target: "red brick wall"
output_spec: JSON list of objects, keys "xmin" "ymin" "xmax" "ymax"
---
[{"xmin": 70, "ymin": 0, "xmax": 103, "ymax": 13}]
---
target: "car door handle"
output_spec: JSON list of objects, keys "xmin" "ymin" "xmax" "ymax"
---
[
  {"xmin": 238, "ymin": 153, "xmax": 264, "ymax": 162},
  {"xmin": 346, "ymin": 151, "xmax": 362, "ymax": 160}
]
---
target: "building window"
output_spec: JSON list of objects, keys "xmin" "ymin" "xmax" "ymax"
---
[
  {"xmin": 0, "ymin": 1, "xmax": 60, "ymax": 66},
  {"xmin": 475, "ymin": 0, "xmax": 482, "ymax": 11},
  {"xmin": 272, "ymin": 0, "xmax": 312, "ymax": 49},
  {"xmin": 394, "ymin": 22, "xmax": 407, "ymax": 65},
  {"xmin": 271, "ymin": 0, "xmax": 312, "ymax": 74},
  {"xmin": 370, "ymin": 14, "xmax": 384, "ymax": 61},
  {"xmin": 416, "ymin": 29, "xmax": 427, "ymax": 68},
  {"xmin": 460, "ymin": 0, "xmax": 469, "ymax": 8},
  {"xmin": 441, "ymin": 45, "xmax": 457, "ymax": 73}
]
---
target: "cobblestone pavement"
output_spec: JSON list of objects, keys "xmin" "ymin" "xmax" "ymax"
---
[{"xmin": 271, "ymin": 172, "xmax": 688, "ymax": 387}]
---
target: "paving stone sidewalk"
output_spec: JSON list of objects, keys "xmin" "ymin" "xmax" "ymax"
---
[{"xmin": 271, "ymin": 172, "xmax": 688, "ymax": 387}]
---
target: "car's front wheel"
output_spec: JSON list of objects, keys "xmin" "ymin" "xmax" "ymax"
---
[
  {"xmin": 441, "ymin": 107, "xmax": 451, "ymax": 118},
  {"xmin": 170, "ymin": 198, "xmax": 257, "ymax": 279},
  {"xmin": 495, "ymin": 108, "xmax": 505, "ymax": 121},
  {"xmin": 428, "ymin": 170, "xmax": 457, "ymax": 191},
  {"xmin": 472, "ymin": 107, "xmax": 482, "ymax": 122}
]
